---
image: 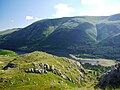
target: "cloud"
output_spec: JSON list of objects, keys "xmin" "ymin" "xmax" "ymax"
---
[
  {"xmin": 35, "ymin": 17, "xmax": 40, "ymax": 20},
  {"xmin": 53, "ymin": 3, "xmax": 75, "ymax": 18},
  {"xmin": 52, "ymin": 1, "xmax": 120, "ymax": 18},
  {"xmin": 25, "ymin": 16, "xmax": 46, "ymax": 21},
  {"xmin": 25, "ymin": 16, "xmax": 34, "ymax": 20},
  {"xmin": 34, "ymin": 17, "xmax": 48, "ymax": 21},
  {"xmin": 80, "ymin": 0, "xmax": 120, "ymax": 16},
  {"xmin": 81, "ymin": 0, "xmax": 108, "ymax": 5}
]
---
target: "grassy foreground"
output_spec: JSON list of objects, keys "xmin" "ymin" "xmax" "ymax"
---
[{"xmin": 0, "ymin": 51, "xmax": 98, "ymax": 90}]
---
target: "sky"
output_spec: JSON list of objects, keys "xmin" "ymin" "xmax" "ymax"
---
[{"xmin": 0, "ymin": 0, "xmax": 120, "ymax": 31}]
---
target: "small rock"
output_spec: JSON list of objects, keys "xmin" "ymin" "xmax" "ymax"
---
[
  {"xmin": 44, "ymin": 70, "xmax": 48, "ymax": 74},
  {"xmin": 69, "ymin": 65, "xmax": 73, "ymax": 69},
  {"xmin": 67, "ymin": 77, "xmax": 72, "ymax": 81},
  {"xmin": 50, "ymin": 65, "xmax": 54, "ymax": 71},
  {"xmin": 76, "ymin": 62, "xmax": 81, "ymax": 67},
  {"xmin": 31, "ymin": 68, "xmax": 34, "ymax": 72},
  {"xmin": 28, "ymin": 68, "xmax": 32, "ymax": 72},
  {"xmin": 41, "ymin": 69, "xmax": 44, "ymax": 73},
  {"xmin": 46, "ymin": 64, "xmax": 50, "ymax": 71},
  {"xmin": 35, "ymin": 69, "xmax": 39, "ymax": 73},
  {"xmin": 61, "ymin": 75, "xmax": 67, "ymax": 79},
  {"xmin": 25, "ymin": 70, "xmax": 28, "ymax": 73},
  {"xmin": 3, "ymin": 63, "xmax": 16, "ymax": 70},
  {"xmin": 44, "ymin": 64, "xmax": 47, "ymax": 70},
  {"xmin": 37, "ymin": 70, "xmax": 40, "ymax": 73},
  {"xmin": 39, "ymin": 63, "xmax": 44, "ymax": 68}
]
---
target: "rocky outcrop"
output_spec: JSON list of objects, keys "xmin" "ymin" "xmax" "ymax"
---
[
  {"xmin": 97, "ymin": 63, "xmax": 120, "ymax": 89},
  {"xmin": 2, "ymin": 58, "xmax": 17, "ymax": 70},
  {"xmin": 25, "ymin": 62, "xmax": 83, "ymax": 83},
  {"xmin": 3, "ymin": 62, "xmax": 16, "ymax": 70},
  {"xmin": 25, "ymin": 63, "xmax": 64, "ymax": 78},
  {"xmin": 25, "ymin": 68, "xmax": 47, "ymax": 74}
]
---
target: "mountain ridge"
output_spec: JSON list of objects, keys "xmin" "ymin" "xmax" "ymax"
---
[{"xmin": 0, "ymin": 14, "xmax": 120, "ymax": 60}]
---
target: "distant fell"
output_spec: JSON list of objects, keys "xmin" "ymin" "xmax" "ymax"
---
[{"xmin": 0, "ymin": 14, "xmax": 120, "ymax": 60}]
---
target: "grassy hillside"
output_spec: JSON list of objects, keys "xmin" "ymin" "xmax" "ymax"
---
[
  {"xmin": 0, "ymin": 50, "xmax": 17, "ymax": 55},
  {"xmin": 99, "ymin": 33, "xmax": 120, "ymax": 47},
  {"xmin": 41, "ymin": 22, "xmax": 97, "ymax": 50},
  {"xmin": 0, "ymin": 17, "xmax": 100, "ymax": 51},
  {"xmin": 107, "ymin": 13, "xmax": 120, "ymax": 21},
  {"xmin": 0, "ymin": 14, "xmax": 120, "ymax": 60},
  {"xmin": 0, "ymin": 51, "xmax": 98, "ymax": 90},
  {"xmin": 0, "ymin": 28, "xmax": 21, "ymax": 36},
  {"xmin": 96, "ymin": 22, "xmax": 120, "ymax": 41}
]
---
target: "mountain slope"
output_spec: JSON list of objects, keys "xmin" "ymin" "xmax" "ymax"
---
[
  {"xmin": 0, "ymin": 51, "xmax": 91, "ymax": 90},
  {"xmin": 96, "ymin": 22, "xmax": 120, "ymax": 41},
  {"xmin": 107, "ymin": 13, "xmax": 120, "ymax": 21},
  {"xmin": 0, "ymin": 28, "xmax": 21, "ymax": 36},
  {"xmin": 0, "ymin": 17, "xmax": 100, "ymax": 51},
  {"xmin": 0, "ymin": 14, "xmax": 120, "ymax": 59},
  {"xmin": 97, "ymin": 63, "xmax": 120, "ymax": 89},
  {"xmin": 40, "ymin": 22, "xmax": 97, "ymax": 50}
]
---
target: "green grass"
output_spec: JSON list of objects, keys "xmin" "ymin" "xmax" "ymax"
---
[
  {"xmin": 0, "ymin": 51, "xmax": 117, "ymax": 90},
  {"xmin": 0, "ymin": 51, "xmax": 93, "ymax": 90},
  {"xmin": 0, "ymin": 50, "xmax": 17, "ymax": 56},
  {"xmin": 0, "ymin": 28, "xmax": 20, "ymax": 36},
  {"xmin": 0, "ymin": 71, "xmax": 76, "ymax": 90},
  {"xmin": 1, "ymin": 51, "xmax": 116, "ymax": 90}
]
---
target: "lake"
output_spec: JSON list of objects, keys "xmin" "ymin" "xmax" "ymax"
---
[{"xmin": 78, "ymin": 59, "xmax": 99, "ymax": 65}]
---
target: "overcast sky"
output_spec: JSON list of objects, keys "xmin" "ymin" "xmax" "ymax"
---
[{"xmin": 0, "ymin": 0, "xmax": 120, "ymax": 30}]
